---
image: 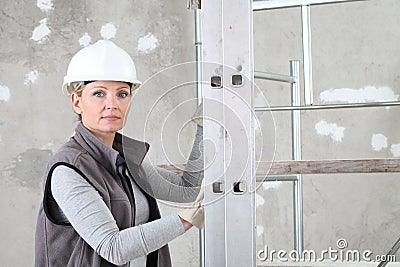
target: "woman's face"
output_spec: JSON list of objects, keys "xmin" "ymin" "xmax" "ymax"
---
[{"xmin": 72, "ymin": 80, "xmax": 131, "ymax": 138}]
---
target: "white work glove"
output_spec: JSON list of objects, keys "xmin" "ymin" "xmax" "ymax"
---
[
  {"xmin": 191, "ymin": 102, "xmax": 203, "ymax": 127},
  {"xmin": 177, "ymin": 180, "xmax": 205, "ymax": 229}
]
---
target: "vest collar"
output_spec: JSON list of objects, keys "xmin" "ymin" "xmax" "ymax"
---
[
  {"xmin": 113, "ymin": 130, "xmax": 150, "ymax": 167},
  {"xmin": 73, "ymin": 123, "xmax": 149, "ymax": 173}
]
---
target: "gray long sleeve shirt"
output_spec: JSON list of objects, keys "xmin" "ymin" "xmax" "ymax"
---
[{"xmin": 51, "ymin": 126, "xmax": 203, "ymax": 266}]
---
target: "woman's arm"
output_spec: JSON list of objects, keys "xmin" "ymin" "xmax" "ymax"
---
[
  {"xmin": 51, "ymin": 165, "xmax": 185, "ymax": 265},
  {"xmin": 140, "ymin": 125, "xmax": 204, "ymax": 203}
]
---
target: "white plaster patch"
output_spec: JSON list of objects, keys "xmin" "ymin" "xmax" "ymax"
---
[
  {"xmin": 0, "ymin": 85, "xmax": 11, "ymax": 102},
  {"xmin": 315, "ymin": 120, "xmax": 345, "ymax": 142},
  {"xmin": 256, "ymin": 193, "xmax": 265, "ymax": 207},
  {"xmin": 100, "ymin": 23, "xmax": 117, "ymax": 40},
  {"xmin": 31, "ymin": 18, "xmax": 50, "ymax": 43},
  {"xmin": 262, "ymin": 181, "xmax": 282, "ymax": 190},
  {"xmin": 319, "ymin": 86, "xmax": 398, "ymax": 103},
  {"xmin": 257, "ymin": 225, "xmax": 264, "ymax": 237},
  {"xmin": 137, "ymin": 33, "xmax": 159, "ymax": 54},
  {"xmin": 24, "ymin": 70, "xmax": 39, "ymax": 86},
  {"xmin": 390, "ymin": 144, "xmax": 400, "ymax": 157},
  {"xmin": 79, "ymin": 33, "xmax": 91, "ymax": 47},
  {"xmin": 371, "ymin": 134, "xmax": 388, "ymax": 151},
  {"xmin": 37, "ymin": 0, "xmax": 53, "ymax": 12}
]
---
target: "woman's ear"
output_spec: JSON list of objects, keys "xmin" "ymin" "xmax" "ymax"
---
[{"xmin": 71, "ymin": 93, "xmax": 82, "ymax": 115}]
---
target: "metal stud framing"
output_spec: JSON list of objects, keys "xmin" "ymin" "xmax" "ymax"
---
[{"xmin": 188, "ymin": 0, "xmax": 383, "ymax": 266}]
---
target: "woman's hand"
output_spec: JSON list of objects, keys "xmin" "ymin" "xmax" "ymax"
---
[
  {"xmin": 179, "ymin": 216, "xmax": 193, "ymax": 231},
  {"xmin": 177, "ymin": 179, "xmax": 205, "ymax": 229}
]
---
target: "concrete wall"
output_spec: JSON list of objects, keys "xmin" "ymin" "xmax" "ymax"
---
[
  {"xmin": 0, "ymin": 0, "xmax": 197, "ymax": 266},
  {"xmin": 0, "ymin": 0, "xmax": 399, "ymax": 266}
]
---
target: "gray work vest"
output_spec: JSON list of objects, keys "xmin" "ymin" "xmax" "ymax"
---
[{"xmin": 35, "ymin": 123, "xmax": 172, "ymax": 267}]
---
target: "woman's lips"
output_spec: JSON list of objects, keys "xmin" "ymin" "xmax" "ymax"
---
[{"xmin": 102, "ymin": 115, "xmax": 120, "ymax": 121}]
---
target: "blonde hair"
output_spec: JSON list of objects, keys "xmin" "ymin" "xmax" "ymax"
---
[
  {"xmin": 71, "ymin": 83, "xmax": 86, "ymax": 121},
  {"xmin": 72, "ymin": 83, "xmax": 85, "ymax": 97}
]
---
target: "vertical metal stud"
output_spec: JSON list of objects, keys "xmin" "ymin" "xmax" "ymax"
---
[
  {"xmin": 290, "ymin": 60, "xmax": 304, "ymax": 253},
  {"xmin": 302, "ymin": 5, "xmax": 313, "ymax": 105},
  {"xmin": 194, "ymin": 7, "xmax": 206, "ymax": 267}
]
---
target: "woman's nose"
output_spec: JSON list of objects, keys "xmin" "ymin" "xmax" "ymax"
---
[{"xmin": 105, "ymin": 95, "xmax": 117, "ymax": 110}]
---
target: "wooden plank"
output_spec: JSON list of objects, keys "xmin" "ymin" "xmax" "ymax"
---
[
  {"xmin": 263, "ymin": 159, "xmax": 400, "ymax": 174},
  {"xmin": 158, "ymin": 158, "xmax": 400, "ymax": 175}
]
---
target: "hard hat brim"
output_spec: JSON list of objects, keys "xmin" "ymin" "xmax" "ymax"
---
[{"xmin": 62, "ymin": 77, "xmax": 142, "ymax": 96}]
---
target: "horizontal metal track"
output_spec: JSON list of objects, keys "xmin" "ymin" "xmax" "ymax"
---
[
  {"xmin": 255, "ymin": 101, "xmax": 400, "ymax": 111},
  {"xmin": 255, "ymin": 71, "xmax": 296, "ymax": 83},
  {"xmin": 253, "ymin": 0, "xmax": 366, "ymax": 11},
  {"xmin": 256, "ymin": 174, "xmax": 299, "ymax": 182}
]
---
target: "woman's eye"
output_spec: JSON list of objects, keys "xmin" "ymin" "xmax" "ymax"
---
[
  {"xmin": 118, "ymin": 92, "xmax": 129, "ymax": 98},
  {"xmin": 93, "ymin": 91, "xmax": 104, "ymax": 97}
]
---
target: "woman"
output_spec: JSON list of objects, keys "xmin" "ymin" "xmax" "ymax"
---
[{"xmin": 35, "ymin": 40, "xmax": 204, "ymax": 267}]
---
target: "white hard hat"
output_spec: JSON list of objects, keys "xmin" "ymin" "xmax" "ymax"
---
[{"xmin": 62, "ymin": 40, "xmax": 142, "ymax": 95}]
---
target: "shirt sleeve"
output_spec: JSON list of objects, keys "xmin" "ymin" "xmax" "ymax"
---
[
  {"xmin": 51, "ymin": 165, "xmax": 185, "ymax": 266},
  {"xmin": 140, "ymin": 125, "xmax": 204, "ymax": 203}
]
